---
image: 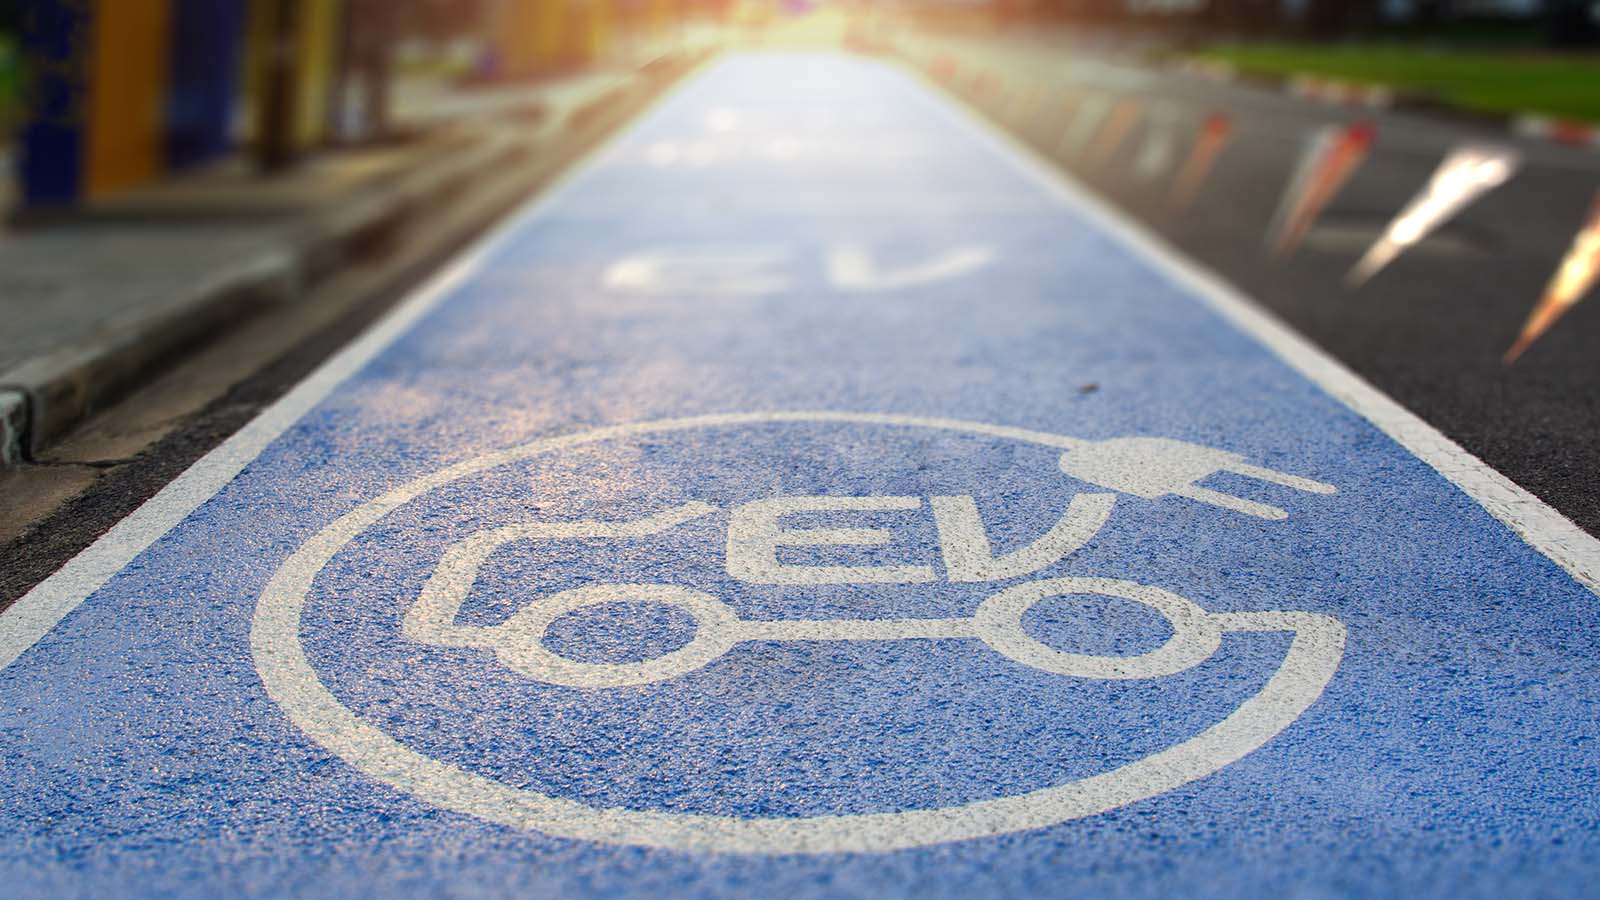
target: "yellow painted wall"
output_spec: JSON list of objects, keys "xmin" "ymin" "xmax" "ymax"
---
[
  {"xmin": 579, "ymin": 0, "xmax": 614, "ymax": 65},
  {"xmin": 240, "ymin": 0, "xmax": 272, "ymax": 145},
  {"xmin": 500, "ymin": 1, "xmax": 545, "ymax": 75},
  {"xmin": 495, "ymin": 0, "xmax": 621, "ymax": 75},
  {"xmin": 86, "ymin": 0, "xmax": 172, "ymax": 197},
  {"xmin": 492, "ymin": 0, "xmax": 630, "ymax": 80},
  {"xmin": 241, "ymin": 0, "xmax": 340, "ymax": 152},
  {"xmin": 294, "ymin": 0, "xmax": 340, "ymax": 147},
  {"xmin": 648, "ymin": 0, "xmax": 675, "ymax": 37},
  {"xmin": 533, "ymin": 0, "xmax": 567, "ymax": 69}
]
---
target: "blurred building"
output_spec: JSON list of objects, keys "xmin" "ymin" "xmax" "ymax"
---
[
  {"xmin": 15, "ymin": 0, "xmax": 359, "ymax": 209},
  {"xmin": 11, "ymin": 0, "xmax": 682, "ymax": 214}
]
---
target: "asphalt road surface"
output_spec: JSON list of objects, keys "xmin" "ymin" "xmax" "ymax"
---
[
  {"xmin": 1, "ymin": 51, "xmax": 1597, "ymax": 898},
  {"xmin": 905, "ymin": 30, "xmax": 1600, "ymax": 534}
]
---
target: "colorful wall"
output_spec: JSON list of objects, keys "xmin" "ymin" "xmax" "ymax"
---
[
  {"xmin": 17, "ymin": 0, "xmax": 307, "ymax": 209},
  {"xmin": 167, "ymin": 0, "xmax": 250, "ymax": 170},
  {"xmin": 19, "ymin": 0, "xmax": 172, "ymax": 206},
  {"xmin": 489, "ymin": 0, "xmax": 620, "ymax": 78}
]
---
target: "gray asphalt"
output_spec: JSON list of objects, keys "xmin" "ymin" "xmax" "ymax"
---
[{"xmin": 901, "ymin": 30, "xmax": 1600, "ymax": 536}]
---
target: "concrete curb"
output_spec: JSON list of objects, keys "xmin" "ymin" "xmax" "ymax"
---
[
  {"xmin": 0, "ymin": 251, "xmax": 299, "ymax": 457},
  {"xmin": 0, "ymin": 389, "xmax": 25, "ymax": 467},
  {"xmin": 0, "ymin": 52, "xmax": 708, "ymax": 465},
  {"xmin": 1182, "ymin": 63, "xmax": 1394, "ymax": 110},
  {"xmin": 1513, "ymin": 114, "xmax": 1600, "ymax": 149},
  {"xmin": 1286, "ymin": 74, "xmax": 1394, "ymax": 110}
]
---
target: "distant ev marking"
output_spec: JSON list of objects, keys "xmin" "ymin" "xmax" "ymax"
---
[
  {"xmin": 603, "ymin": 245, "xmax": 996, "ymax": 295},
  {"xmin": 255, "ymin": 412, "xmax": 1346, "ymax": 854}
]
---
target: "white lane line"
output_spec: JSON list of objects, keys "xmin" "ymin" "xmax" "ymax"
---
[
  {"xmin": 898, "ymin": 60, "xmax": 1600, "ymax": 597},
  {"xmin": 0, "ymin": 60, "xmax": 724, "ymax": 674}
]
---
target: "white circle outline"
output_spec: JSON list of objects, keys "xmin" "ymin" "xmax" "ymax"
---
[{"xmin": 252, "ymin": 411, "xmax": 1346, "ymax": 854}]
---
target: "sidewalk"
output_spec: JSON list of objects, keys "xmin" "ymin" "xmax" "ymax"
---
[{"xmin": 0, "ymin": 53, "xmax": 704, "ymax": 466}]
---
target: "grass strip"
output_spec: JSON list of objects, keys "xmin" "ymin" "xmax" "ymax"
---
[{"xmin": 1197, "ymin": 43, "xmax": 1600, "ymax": 123}]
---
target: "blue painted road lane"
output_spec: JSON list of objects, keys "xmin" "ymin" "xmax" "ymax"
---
[{"xmin": 3, "ymin": 53, "xmax": 1599, "ymax": 898}]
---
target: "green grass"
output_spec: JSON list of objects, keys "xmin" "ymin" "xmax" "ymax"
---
[{"xmin": 1196, "ymin": 43, "xmax": 1600, "ymax": 123}]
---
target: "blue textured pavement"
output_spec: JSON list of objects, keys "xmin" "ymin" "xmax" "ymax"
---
[{"xmin": 1, "ymin": 53, "xmax": 1597, "ymax": 898}]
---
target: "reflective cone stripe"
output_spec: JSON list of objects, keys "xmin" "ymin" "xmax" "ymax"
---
[
  {"xmin": 1131, "ymin": 103, "xmax": 1181, "ymax": 182},
  {"xmin": 1505, "ymin": 192, "xmax": 1600, "ymax": 364},
  {"xmin": 1270, "ymin": 120, "xmax": 1377, "ymax": 258},
  {"xmin": 1086, "ymin": 99, "xmax": 1144, "ymax": 169},
  {"xmin": 1059, "ymin": 94, "xmax": 1113, "ymax": 159},
  {"xmin": 1048, "ymin": 93, "xmax": 1082, "ymax": 138},
  {"xmin": 1169, "ymin": 112, "xmax": 1233, "ymax": 212},
  {"xmin": 1008, "ymin": 85, "xmax": 1042, "ymax": 125},
  {"xmin": 973, "ymin": 70, "xmax": 997, "ymax": 99},
  {"xmin": 1349, "ymin": 144, "xmax": 1520, "ymax": 287}
]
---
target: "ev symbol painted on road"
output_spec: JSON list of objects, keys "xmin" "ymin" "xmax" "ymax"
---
[
  {"xmin": 603, "ymin": 245, "xmax": 996, "ymax": 295},
  {"xmin": 254, "ymin": 412, "xmax": 1347, "ymax": 854}
]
